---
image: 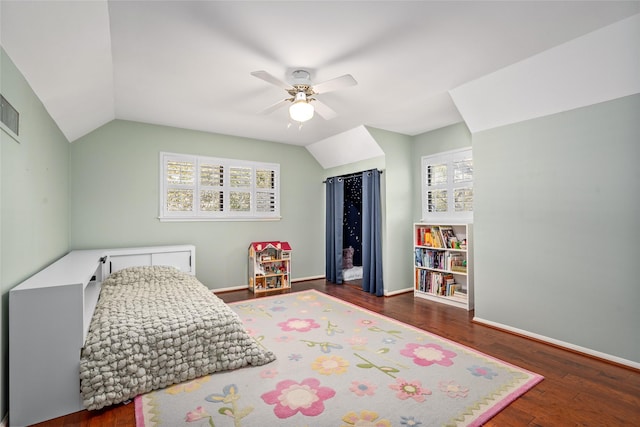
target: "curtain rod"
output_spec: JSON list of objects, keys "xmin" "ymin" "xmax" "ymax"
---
[{"xmin": 322, "ymin": 169, "xmax": 383, "ymax": 183}]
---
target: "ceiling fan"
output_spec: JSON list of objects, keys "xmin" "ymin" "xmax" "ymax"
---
[{"xmin": 251, "ymin": 69, "xmax": 357, "ymax": 123}]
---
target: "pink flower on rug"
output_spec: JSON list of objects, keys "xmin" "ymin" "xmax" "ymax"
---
[
  {"xmin": 311, "ymin": 355, "xmax": 349, "ymax": 375},
  {"xmin": 277, "ymin": 318, "xmax": 320, "ymax": 332},
  {"xmin": 350, "ymin": 380, "xmax": 377, "ymax": 396},
  {"xmin": 389, "ymin": 378, "xmax": 432, "ymax": 402},
  {"xmin": 296, "ymin": 293, "xmax": 318, "ymax": 302},
  {"xmin": 185, "ymin": 406, "xmax": 210, "ymax": 422},
  {"xmin": 342, "ymin": 410, "xmax": 391, "ymax": 426},
  {"xmin": 261, "ymin": 378, "xmax": 336, "ymax": 419},
  {"xmin": 357, "ymin": 318, "xmax": 378, "ymax": 328},
  {"xmin": 468, "ymin": 365, "xmax": 498, "ymax": 379},
  {"xmin": 260, "ymin": 368, "xmax": 279, "ymax": 379},
  {"xmin": 274, "ymin": 334, "xmax": 295, "ymax": 343},
  {"xmin": 400, "ymin": 343, "xmax": 457, "ymax": 367},
  {"xmin": 347, "ymin": 336, "xmax": 368, "ymax": 346},
  {"xmin": 165, "ymin": 376, "xmax": 211, "ymax": 395},
  {"xmin": 439, "ymin": 380, "xmax": 469, "ymax": 398}
]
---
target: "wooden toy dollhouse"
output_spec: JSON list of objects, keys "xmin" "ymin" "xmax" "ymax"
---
[{"xmin": 248, "ymin": 241, "xmax": 292, "ymax": 293}]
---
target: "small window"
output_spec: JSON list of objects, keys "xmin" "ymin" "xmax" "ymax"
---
[
  {"xmin": 160, "ymin": 152, "xmax": 280, "ymax": 221},
  {"xmin": 421, "ymin": 148, "xmax": 473, "ymax": 222}
]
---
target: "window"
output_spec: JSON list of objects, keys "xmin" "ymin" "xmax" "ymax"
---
[
  {"xmin": 160, "ymin": 152, "xmax": 280, "ymax": 221},
  {"xmin": 421, "ymin": 148, "xmax": 473, "ymax": 222}
]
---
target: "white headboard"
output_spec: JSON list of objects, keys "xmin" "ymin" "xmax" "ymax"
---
[{"xmin": 101, "ymin": 244, "xmax": 196, "ymax": 281}]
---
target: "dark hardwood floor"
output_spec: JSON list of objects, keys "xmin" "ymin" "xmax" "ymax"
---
[{"xmin": 32, "ymin": 279, "xmax": 640, "ymax": 426}]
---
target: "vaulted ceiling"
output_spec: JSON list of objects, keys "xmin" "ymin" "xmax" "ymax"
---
[{"xmin": 1, "ymin": 1, "xmax": 639, "ymax": 146}]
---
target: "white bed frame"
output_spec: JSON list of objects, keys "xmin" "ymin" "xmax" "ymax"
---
[{"xmin": 8, "ymin": 245, "xmax": 196, "ymax": 427}]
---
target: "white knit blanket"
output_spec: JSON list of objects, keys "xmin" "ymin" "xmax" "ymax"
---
[{"xmin": 79, "ymin": 266, "xmax": 275, "ymax": 410}]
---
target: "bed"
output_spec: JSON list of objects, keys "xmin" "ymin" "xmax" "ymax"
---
[
  {"xmin": 9, "ymin": 245, "xmax": 275, "ymax": 427},
  {"xmin": 343, "ymin": 265, "xmax": 363, "ymax": 281},
  {"xmin": 80, "ymin": 265, "xmax": 276, "ymax": 410}
]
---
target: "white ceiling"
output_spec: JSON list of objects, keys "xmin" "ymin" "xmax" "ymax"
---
[{"xmin": 1, "ymin": 1, "xmax": 639, "ymax": 146}]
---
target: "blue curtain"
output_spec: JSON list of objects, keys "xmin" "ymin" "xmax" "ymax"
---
[
  {"xmin": 325, "ymin": 177, "xmax": 344, "ymax": 284},
  {"xmin": 362, "ymin": 169, "xmax": 384, "ymax": 295}
]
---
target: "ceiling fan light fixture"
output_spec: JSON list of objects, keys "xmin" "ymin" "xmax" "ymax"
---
[{"xmin": 289, "ymin": 92, "xmax": 314, "ymax": 122}]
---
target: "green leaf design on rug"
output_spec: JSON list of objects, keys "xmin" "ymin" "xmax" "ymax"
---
[
  {"xmin": 368, "ymin": 325, "xmax": 404, "ymax": 339},
  {"xmin": 326, "ymin": 320, "xmax": 344, "ymax": 335},
  {"xmin": 351, "ymin": 344, "xmax": 410, "ymax": 370},
  {"xmin": 354, "ymin": 353, "xmax": 400, "ymax": 378},
  {"xmin": 205, "ymin": 384, "xmax": 253, "ymax": 427},
  {"xmin": 301, "ymin": 339, "xmax": 343, "ymax": 353},
  {"xmin": 234, "ymin": 304, "xmax": 272, "ymax": 317}
]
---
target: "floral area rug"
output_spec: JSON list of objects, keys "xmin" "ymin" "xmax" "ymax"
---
[{"xmin": 135, "ymin": 290, "xmax": 542, "ymax": 427}]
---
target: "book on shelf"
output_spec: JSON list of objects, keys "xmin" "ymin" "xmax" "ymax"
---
[
  {"xmin": 438, "ymin": 226, "xmax": 458, "ymax": 249},
  {"xmin": 428, "ymin": 226, "xmax": 442, "ymax": 248},
  {"xmin": 415, "ymin": 270, "xmax": 459, "ymax": 297},
  {"xmin": 416, "ymin": 226, "xmax": 436, "ymax": 247}
]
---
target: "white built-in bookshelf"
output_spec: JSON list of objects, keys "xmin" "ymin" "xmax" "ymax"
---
[{"xmin": 414, "ymin": 223, "xmax": 473, "ymax": 310}]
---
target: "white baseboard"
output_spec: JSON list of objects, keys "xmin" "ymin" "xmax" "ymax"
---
[
  {"xmin": 212, "ymin": 285, "xmax": 249, "ymax": 293},
  {"xmin": 292, "ymin": 275, "xmax": 325, "ymax": 282},
  {"xmin": 473, "ymin": 316, "xmax": 640, "ymax": 370},
  {"xmin": 384, "ymin": 286, "xmax": 413, "ymax": 296}
]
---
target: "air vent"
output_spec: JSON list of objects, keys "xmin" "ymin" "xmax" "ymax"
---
[{"xmin": 1, "ymin": 94, "xmax": 20, "ymax": 137}]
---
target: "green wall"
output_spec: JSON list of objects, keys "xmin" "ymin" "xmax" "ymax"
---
[
  {"xmin": 367, "ymin": 128, "xmax": 413, "ymax": 294},
  {"xmin": 69, "ymin": 120, "xmax": 326, "ymax": 289},
  {"xmin": 1, "ymin": 48, "xmax": 70, "ymax": 419},
  {"xmin": 473, "ymin": 94, "xmax": 640, "ymax": 364}
]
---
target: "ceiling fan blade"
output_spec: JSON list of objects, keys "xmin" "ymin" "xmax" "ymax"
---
[
  {"xmin": 312, "ymin": 99, "xmax": 338, "ymax": 120},
  {"xmin": 258, "ymin": 99, "xmax": 290, "ymax": 115},
  {"xmin": 312, "ymin": 74, "xmax": 357, "ymax": 94},
  {"xmin": 251, "ymin": 70, "xmax": 291, "ymax": 91}
]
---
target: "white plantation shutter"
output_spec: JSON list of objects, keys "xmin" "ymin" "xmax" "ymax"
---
[
  {"xmin": 256, "ymin": 168, "xmax": 277, "ymax": 213},
  {"xmin": 229, "ymin": 167, "xmax": 252, "ymax": 212},
  {"xmin": 165, "ymin": 157, "xmax": 196, "ymax": 215},
  {"xmin": 160, "ymin": 152, "xmax": 280, "ymax": 221},
  {"xmin": 199, "ymin": 163, "xmax": 224, "ymax": 212},
  {"xmin": 452, "ymin": 155, "xmax": 473, "ymax": 213},
  {"xmin": 422, "ymin": 148, "xmax": 473, "ymax": 222},
  {"xmin": 426, "ymin": 163, "xmax": 448, "ymax": 213}
]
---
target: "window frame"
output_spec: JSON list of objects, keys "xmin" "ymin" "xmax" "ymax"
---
[
  {"xmin": 159, "ymin": 152, "xmax": 280, "ymax": 221},
  {"xmin": 421, "ymin": 148, "xmax": 473, "ymax": 223}
]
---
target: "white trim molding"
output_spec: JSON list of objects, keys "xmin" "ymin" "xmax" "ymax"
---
[
  {"xmin": 384, "ymin": 287, "xmax": 413, "ymax": 297},
  {"xmin": 292, "ymin": 275, "xmax": 325, "ymax": 283},
  {"xmin": 473, "ymin": 316, "xmax": 640, "ymax": 370},
  {"xmin": 212, "ymin": 285, "xmax": 249, "ymax": 293}
]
